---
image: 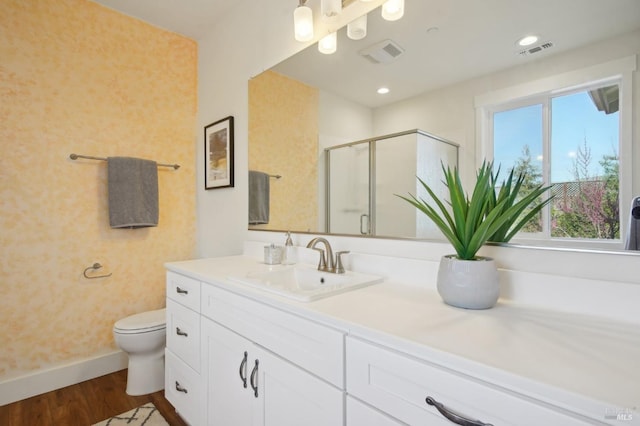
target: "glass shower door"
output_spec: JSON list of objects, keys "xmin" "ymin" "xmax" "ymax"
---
[
  {"xmin": 326, "ymin": 143, "xmax": 371, "ymax": 235},
  {"xmin": 325, "ymin": 129, "xmax": 458, "ymax": 238}
]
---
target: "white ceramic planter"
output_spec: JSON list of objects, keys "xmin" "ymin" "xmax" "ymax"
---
[{"xmin": 436, "ymin": 255, "xmax": 499, "ymax": 309}]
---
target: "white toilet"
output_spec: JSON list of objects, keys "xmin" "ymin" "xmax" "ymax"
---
[{"xmin": 113, "ymin": 308, "xmax": 166, "ymax": 396}]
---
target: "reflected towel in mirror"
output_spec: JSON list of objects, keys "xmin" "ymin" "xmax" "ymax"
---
[{"xmin": 249, "ymin": 170, "xmax": 270, "ymax": 224}]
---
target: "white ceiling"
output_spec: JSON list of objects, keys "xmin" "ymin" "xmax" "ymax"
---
[
  {"xmin": 91, "ymin": 0, "xmax": 640, "ymax": 108},
  {"xmin": 274, "ymin": 0, "xmax": 640, "ymax": 107}
]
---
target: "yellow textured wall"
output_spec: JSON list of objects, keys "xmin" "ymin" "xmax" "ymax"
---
[
  {"xmin": 248, "ymin": 71, "xmax": 318, "ymax": 231},
  {"xmin": 0, "ymin": 0, "xmax": 197, "ymax": 378}
]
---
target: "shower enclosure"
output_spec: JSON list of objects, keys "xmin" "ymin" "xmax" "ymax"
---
[{"xmin": 325, "ymin": 129, "xmax": 459, "ymax": 239}]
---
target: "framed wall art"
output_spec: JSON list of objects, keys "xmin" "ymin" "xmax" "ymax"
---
[{"xmin": 204, "ymin": 116, "xmax": 234, "ymax": 190}]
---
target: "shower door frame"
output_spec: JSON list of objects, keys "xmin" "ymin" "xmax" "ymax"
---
[{"xmin": 324, "ymin": 129, "xmax": 459, "ymax": 237}]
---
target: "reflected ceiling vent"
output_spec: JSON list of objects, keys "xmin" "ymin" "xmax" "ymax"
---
[
  {"xmin": 518, "ymin": 41, "xmax": 554, "ymax": 56},
  {"xmin": 359, "ymin": 39, "xmax": 405, "ymax": 64}
]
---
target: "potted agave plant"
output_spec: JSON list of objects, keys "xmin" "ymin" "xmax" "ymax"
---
[{"xmin": 398, "ymin": 161, "xmax": 552, "ymax": 309}]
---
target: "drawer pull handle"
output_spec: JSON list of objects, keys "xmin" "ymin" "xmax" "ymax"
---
[
  {"xmin": 176, "ymin": 327, "xmax": 188, "ymax": 337},
  {"xmin": 175, "ymin": 381, "xmax": 188, "ymax": 394},
  {"xmin": 239, "ymin": 351, "xmax": 248, "ymax": 388},
  {"xmin": 176, "ymin": 286, "xmax": 188, "ymax": 294},
  {"xmin": 425, "ymin": 397, "xmax": 493, "ymax": 426},
  {"xmin": 250, "ymin": 359, "xmax": 259, "ymax": 398}
]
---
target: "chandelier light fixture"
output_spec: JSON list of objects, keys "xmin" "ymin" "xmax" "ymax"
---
[
  {"xmin": 294, "ymin": 0, "xmax": 405, "ymax": 54},
  {"xmin": 294, "ymin": 0, "xmax": 314, "ymax": 42}
]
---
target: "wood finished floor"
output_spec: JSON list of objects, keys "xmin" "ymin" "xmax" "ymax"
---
[{"xmin": 0, "ymin": 369, "xmax": 188, "ymax": 426}]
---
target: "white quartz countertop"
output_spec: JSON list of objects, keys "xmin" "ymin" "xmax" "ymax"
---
[{"xmin": 166, "ymin": 255, "xmax": 640, "ymax": 422}]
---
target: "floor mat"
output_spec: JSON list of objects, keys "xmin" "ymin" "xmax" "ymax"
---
[{"xmin": 92, "ymin": 402, "xmax": 169, "ymax": 426}]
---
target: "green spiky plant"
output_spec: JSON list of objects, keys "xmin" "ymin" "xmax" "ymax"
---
[{"xmin": 397, "ymin": 161, "xmax": 553, "ymax": 260}]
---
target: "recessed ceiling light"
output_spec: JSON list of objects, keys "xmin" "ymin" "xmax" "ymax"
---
[
  {"xmin": 377, "ymin": 87, "xmax": 390, "ymax": 94},
  {"xmin": 517, "ymin": 35, "xmax": 539, "ymax": 46}
]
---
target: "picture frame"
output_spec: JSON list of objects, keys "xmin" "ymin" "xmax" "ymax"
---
[{"xmin": 204, "ymin": 116, "xmax": 234, "ymax": 190}]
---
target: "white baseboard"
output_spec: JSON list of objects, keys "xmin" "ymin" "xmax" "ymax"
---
[{"xmin": 0, "ymin": 350, "xmax": 128, "ymax": 406}]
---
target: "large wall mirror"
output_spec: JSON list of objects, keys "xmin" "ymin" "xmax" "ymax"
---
[{"xmin": 248, "ymin": 0, "xmax": 640, "ymax": 253}]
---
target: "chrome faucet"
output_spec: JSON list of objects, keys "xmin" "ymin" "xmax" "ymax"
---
[{"xmin": 306, "ymin": 237, "xmax": 349, "ymax": 274}]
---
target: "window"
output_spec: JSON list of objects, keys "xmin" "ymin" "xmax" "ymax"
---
[
  {"xmin": 475, "ymin": 56, "xmax": 635, "ymax": 249},
  {"xmin": 491, "ymin": 83, "xmax": 621, "ymax": 243}
]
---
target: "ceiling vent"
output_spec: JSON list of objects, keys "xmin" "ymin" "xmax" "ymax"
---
[
  {"xmin": 518, "ymin": 41, "xmax": 554, "ymax": 57},
  {"xmin": 359, "ymin": 39, "xmax": 405, "ymax": 64}
]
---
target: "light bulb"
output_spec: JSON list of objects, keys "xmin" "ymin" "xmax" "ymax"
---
[
  {"xmin": 347, "ymin": 14, "xmax": 367, "ymax": 40},
  {"xmin": 382, "ymin": 0, "xmax": 404, "ymax": 21},
  {"xmin": 517, "ymin": 35, "xmax": 539, "ymax": 46},
  {"xmin": 318, "ymin": 32, "xmax": 337, "ymax": 54},
  {"xmin": 294, "ymin": 4, "xmax": 314, "ymax": 42}
]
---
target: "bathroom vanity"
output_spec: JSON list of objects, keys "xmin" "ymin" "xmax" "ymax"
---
[{"xmin": 164, "ymin": 254, "xmax": 639, "ymax": 426}]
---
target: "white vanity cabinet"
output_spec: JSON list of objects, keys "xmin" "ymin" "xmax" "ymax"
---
[
  {"xmin": 165, "ymin": 257, "xmax": 635, "ymax": 426},
  {"xmin": 165, "ymin": 272, "xmax": 205, "ymax": 426},
  {"xmin": 346, "ymin": 336, "xmax": 596, "ymax": 426},
  {"xmin": 200, "ymin": 283, "xmax": 345, "ymax": 426}
]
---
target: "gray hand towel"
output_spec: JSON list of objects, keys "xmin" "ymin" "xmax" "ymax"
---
[
  {"xmin": 107, "ymin": 156, "xmax": 159, "ymax": 228},
  {"xmin": 249, "ymin": 170, "xmax": 270, "ymax": 224}
]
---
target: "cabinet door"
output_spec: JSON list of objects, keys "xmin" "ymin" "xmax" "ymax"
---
[
  {"xmin": 253, "ymin": 347, "xmax": 343, "ymax": 426},
  {"xmin": 202, "ymin": 319, "xmax": 254, "ymax": 426},
  {"xmin": 346, "ymin": 396, "xmax": 406, "ymax": 426}
]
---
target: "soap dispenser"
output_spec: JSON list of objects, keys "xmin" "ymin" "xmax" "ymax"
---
[{"xmin": 282, "ymin": 231, "xmax": 297, "ymax": 265}]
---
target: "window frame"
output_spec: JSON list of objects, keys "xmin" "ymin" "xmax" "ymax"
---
[{"xmin": 474, "ymin": 56, "xmax": 636, "ymax": 249}]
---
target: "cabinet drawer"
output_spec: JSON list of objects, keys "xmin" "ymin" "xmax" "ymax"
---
[
  {"xmin": 165, "ymin": 349, "xmax": 204, "ymax": 426},
  {"xmin": 167, "ymin": 271, "xmax": 201, "ymax": 311},
  {"xmin": 166, "ymin": 298, "xmax": 200, "ymax": 372},
  {"xmin": 346, "ymin": 337, "xmax": 590, "ymax": 426},
  {"xmin": 201, "ymin": 284, "xmax": 345, "ymax": 388}
]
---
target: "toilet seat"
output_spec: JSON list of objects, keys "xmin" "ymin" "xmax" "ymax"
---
[{"xmin": 114, "ymin": 308, "xmax": 166, "ymax": 334}]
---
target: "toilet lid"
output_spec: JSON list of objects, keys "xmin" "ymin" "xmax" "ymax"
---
[{"xmin": 114, "ymin": 308, "xmax": 166, "ymax": 334}]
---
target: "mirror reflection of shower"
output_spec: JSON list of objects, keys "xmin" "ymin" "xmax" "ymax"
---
[
  {"xmin": 325, "ymin": 130, "xmax": 459, "ymax": 238},
  {"xmin": 326, "ymin": 143, "xmax": 370, "ymax": 234}
]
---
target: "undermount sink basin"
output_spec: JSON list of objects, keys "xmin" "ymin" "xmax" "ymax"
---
[{"xmin": 228, "ymin": 264, "xmax": 383, "ymax": 302}]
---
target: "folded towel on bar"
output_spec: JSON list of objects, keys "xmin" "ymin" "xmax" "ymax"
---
[
  {"xmin": 248, "ymin": 170, "xmax": 270, "ymax": 225},
  {"xmin": 107, "ymin": 156, "xmax": 159, "ymax": 228}
]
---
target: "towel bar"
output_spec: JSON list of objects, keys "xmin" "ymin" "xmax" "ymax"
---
[{"xmin": 70, "ymin": 154, "xmax": 180, "ymax": 170}]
